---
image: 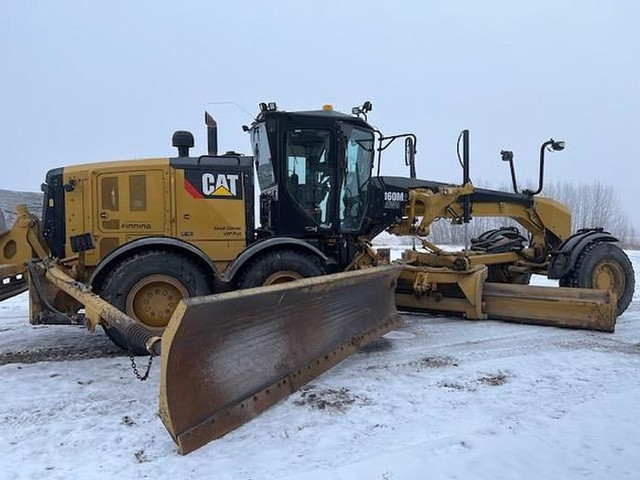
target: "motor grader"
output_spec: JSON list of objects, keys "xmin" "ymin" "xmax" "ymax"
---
[{"xmin": 0, "ymin": 102, "xmax": 634, "ymax": 454}]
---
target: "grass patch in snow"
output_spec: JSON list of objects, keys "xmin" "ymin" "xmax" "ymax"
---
[
  {"xmin": 293, "ymin": 385, "xmax": 371, "ymax": 413},
  {"xmin": 477, "ymin": 371, "xmax": 510, "ymax": 386}
]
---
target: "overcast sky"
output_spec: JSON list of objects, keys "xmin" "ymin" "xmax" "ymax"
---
[{"xmin": 2, "ymin": 1, "xmax": 639, "ymax": 230}]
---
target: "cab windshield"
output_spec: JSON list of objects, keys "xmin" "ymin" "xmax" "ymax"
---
[{"xmin": 340, "ymin": 126, "xmax": 374, "ymax": 232}]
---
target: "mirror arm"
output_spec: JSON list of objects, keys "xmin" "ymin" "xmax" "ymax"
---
[
  {"xmin": 461, "ymin": 129, "xmax": 471, "ymax": 224},
  {"xmin": 500, "ymin": 151, "xmax": 519, "ymax": 194},
  {"xmin": 375, "ymin": 132, "xmax": 418, "ymax": 177},
  {"xmin": 531, "ymin": 139, "xmax": 554, "ymax": 196},
  {"xmin": 509, "ymin": 160, "xmax": 519, "ymax": 194}
]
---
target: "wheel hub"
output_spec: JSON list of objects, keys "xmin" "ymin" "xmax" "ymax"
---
[
  {"xmin": 263, "ymin": 270, "xmax": 303, "ymax": 285},
  {"xmin": 126, "ymin": 274, "xmax": 189, "ymax": 329},
  {"xmin": 592, "ymin": 260, "xmax": 625, "ymax": 297}
]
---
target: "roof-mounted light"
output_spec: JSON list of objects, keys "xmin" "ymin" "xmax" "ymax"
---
[{"xmin": 259, "ymin": 102, "xmax": 278, "ymax": 113}]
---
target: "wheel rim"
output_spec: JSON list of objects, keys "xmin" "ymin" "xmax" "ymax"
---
[
  {"xmin": 263, "ymin": 270, "xmax": 303, "ymax": 285},
  {"xmin": 591, "ymin": 260, "xmax": 625, "ymax": 298},
  {"xmin": 125, "ymin": 274, "xmax": 189, "ymax": 330}
]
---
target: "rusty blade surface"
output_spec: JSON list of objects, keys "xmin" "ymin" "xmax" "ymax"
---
[{"xmin": 159, "ymin": 265, "xmax": 402, "ymax": 454}]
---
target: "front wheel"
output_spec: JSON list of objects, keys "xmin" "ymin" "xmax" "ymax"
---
[
  {"xmin": 560, "ymin": 242, "xmax": 635, "ymax": 316},
  {"xmin": 236, "ymin": 249, "xmax": 325, "ymax": 289},
  {"xmin": 98, "ymin": 250, "xmax": 213, "ymax": 354}
]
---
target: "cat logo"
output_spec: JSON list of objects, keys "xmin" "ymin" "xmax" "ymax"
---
[
  {"xmin": 202, "ymin": 173, "xmax": 239, "ymax": 197},
  {"xmin": 183, "ymin": 171, "xmax": 243, "ymax": 200}
]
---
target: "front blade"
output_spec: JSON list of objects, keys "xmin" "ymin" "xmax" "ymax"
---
[{"xmin": 159, "ymin": 265, "xmax": 402, "ymax": 454}]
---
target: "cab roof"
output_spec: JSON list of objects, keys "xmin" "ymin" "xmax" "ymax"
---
[{"xmin": 256, "ymin": 108, "xmax": 373, "ymax": 130}]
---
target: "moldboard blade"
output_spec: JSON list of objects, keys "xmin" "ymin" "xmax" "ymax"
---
[
  {"xmin": 482, "ymin": 283, "xmax": 617, "ymax": 332},
  {"xmin": 159, "ymin": 265, "xmax": 402, "ymax": 454}
]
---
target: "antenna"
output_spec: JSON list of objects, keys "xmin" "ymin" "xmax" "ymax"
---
[{"xmin": 206, "ymin": 101, "xmax": 256, "ymax": 121}]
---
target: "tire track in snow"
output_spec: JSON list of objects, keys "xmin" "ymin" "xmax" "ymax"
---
[{"xmin": 0, "ymin": 344, "xmax": 125, "ymax": 366}]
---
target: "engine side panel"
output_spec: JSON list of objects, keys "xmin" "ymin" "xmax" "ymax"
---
[
  {"xmin": 170, "ymin": 156, "xmax": 254, "ymax": 272},
  {"xmin": 53, "ymin": 156, "xmax": 254, "ymax": 276},
  {"xmin": 63, "ymin": 158, "xmax": 172, "ymax": 267}
]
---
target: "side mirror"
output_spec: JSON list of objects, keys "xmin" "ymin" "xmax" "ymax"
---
[
  {"xmin": 405, "ymin": 137, "xmax": 416, "ymax": 179},
  {"xmin": 500, "ymin": 150, "xmax": 514, "ymax": 162}
]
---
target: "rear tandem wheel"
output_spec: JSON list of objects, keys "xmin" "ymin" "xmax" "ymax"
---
[{"xmin": 236, "ymin": 249, "xmax": 326, "ymax": 289}]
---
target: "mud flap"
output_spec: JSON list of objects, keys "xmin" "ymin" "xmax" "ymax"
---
[{"xmin": 159, "ymin": 265, "xmax": 402, "ymax": 454}]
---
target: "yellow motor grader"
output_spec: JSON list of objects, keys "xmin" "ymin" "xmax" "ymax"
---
[{"xmin": 0, "ymin": 102, "xmax": 634, "ymax": 454}]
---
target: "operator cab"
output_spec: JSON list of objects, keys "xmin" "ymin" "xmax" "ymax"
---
[{"xmin": 250, "ymin": 104, "xmax": 376, "ymax": 239}]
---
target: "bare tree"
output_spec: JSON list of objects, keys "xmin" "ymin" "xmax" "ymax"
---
[{"xmin": 542, "ymin": 181, "xmax": 637, "ymax": 247}]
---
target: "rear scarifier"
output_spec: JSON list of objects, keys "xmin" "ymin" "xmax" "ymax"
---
[
  {"xmin": 560, "ymin": 242, "xmax": 635, "ymax": 316},
  {"xmin": 98, "ymin": 250, "xmax": 214, "ymax": 354},
  {"xmin": 236, "ymin": 249, "xmax": 326, "ymax": 289}
]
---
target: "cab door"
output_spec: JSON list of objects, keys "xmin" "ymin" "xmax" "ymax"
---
[{"xmin": 277, "ymin": 127, "xmax": 337, "ymax": 235}]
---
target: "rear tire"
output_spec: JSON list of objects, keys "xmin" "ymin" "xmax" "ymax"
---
[
  {"xmin": 559, "ymin": 242, "xmax": 634, "ymax": 316},
  {"xmin": 236, "ymin": 249, "xmax": 325, "ymax": 289},
  {"xmin": 98, "ymin": 250, "xmax": 213, "ymax": 354}
]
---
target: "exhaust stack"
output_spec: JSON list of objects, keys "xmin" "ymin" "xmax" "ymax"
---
[{"xmin": 205, "ymin": 112, "xmax": 218, "ymax": 156}]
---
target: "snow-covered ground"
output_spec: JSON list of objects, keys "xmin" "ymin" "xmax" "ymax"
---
[{"xmin": 1, "ymin": 251, "xmax": 639, "ymax": 480}]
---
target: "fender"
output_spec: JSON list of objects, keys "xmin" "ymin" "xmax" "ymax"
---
[
  {"xmin": 90, "ymin": 236, "xmax": 221, "ymax": 290},
  {"xmin": 548, "ymin": 228, "xmax": 618, "ymax": 279},
  {"xmin": 222, "ymin": 237, "xmax": 329, "ymax": 283}
]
